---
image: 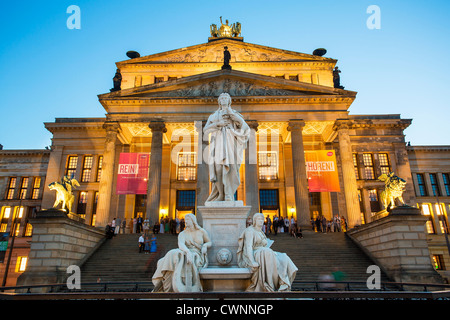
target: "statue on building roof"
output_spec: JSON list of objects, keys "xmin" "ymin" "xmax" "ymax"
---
[
  {"xmin": 333, "ymin": 67, "xmax": 345, "ymax": 89},
  {"xmin": 219, "ymin": 16, "xmax": 232, "ymax": 37},
  {"xmin": 221, "ymin": 46, "xmax": 232, "ymax": 70},
  {"xmin": 210, "ymin": 17, "xmax": 242, "ymax": 38},
  {"xmin": 110, "ymin": 68, "xmax": 122, "ymax": 92}
]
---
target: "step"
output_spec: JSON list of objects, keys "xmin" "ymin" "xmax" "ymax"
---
[{"xmin": 80, "ymin": 231, "xmax": 390, "ymax": 286}]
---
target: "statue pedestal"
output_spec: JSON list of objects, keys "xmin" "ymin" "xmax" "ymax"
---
[
  {"xmin": 198, "ymin": 201, "xmax": 251, "ymax": 267},
  {"xmin": 197, "ymin": 201, "xmax": 252, "ymax": 292},
  {"xmin": 199, "ymin": 267, "xmax": 252, "ymax": 292}
]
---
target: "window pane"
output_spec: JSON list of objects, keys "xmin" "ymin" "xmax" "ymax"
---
[
  {"xmin": 177, "ymin": 152, "xmax": 197, "ymax": 181},
  {"xmin": 258, "ymin": 152, "xmax": 278, "ymax": 180},
  {"xmin": 259, "ymin": 189, "xmax": 279, "ymax": 209},
  {"xmin": 96, "ymin": 156, "xmax": 103, "ymax": 182},
  {"xmin": 66, "ymin": 156, "xmax": 78, "ymax": 179},
  {"xmin": 176, "ymin": 190, "xmax": 196, "ymax": 210},
  {"xmin": 417, "ymin": 174, "xmax": 427, "ymax": 196},
  {"xmin": 81, "ymin": 156, "xmax": 93, "ymax": 182},
  {"xmin": 443, "ymin": 173, "xmax": 450, "ymax": 196},
  {"xmin": 363, "ymin": 154, "xmax": 374, "ymax": 179},
  {"xmin": 353, "ymin": 153, "xmax": 360, "ymax": 179},
  {"xmin": 429, "ymin": 173, "xmax": 441, "ymax": 196},
  {"xmin": 32, "ymin": 177, "xmax": 41, "ymax": 199}
]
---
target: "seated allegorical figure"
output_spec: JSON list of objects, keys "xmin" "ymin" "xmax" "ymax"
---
[
  {"xmin": 152, "ymin": 214, "xmax": 212, "ymax": 292},
  {"xmin": 237, "ymin": 213, "xmax": 298, "ymax": 292}
]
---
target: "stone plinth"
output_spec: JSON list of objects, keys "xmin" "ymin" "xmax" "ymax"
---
[
  {"xmin": 197, "ymin": 201, "xmax": 252, "ymax": 292},
  {"xmin": 347, "ymin": 206, "xmax": 444, "ymax": 284},
  {"xmin": 200, "ymin": 267, "xmax": 252, "ymax": 292},
  {"xmin": 16, "ymin": 208, "xmax": 105, "ymax": 292},
  {"xmin": 197, "ymin": 201, "xmax": 251, "ymax": 267}
]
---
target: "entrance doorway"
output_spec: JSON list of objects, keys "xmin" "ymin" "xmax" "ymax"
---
[
  {"xmin": 259, "ymin": 189, "xmax": 280, "ymax": 220},
  {"xmin": 309, "ymin": 192, "xmax": 322, "ymax": 219},
  {"xmin": 134, "ymin": 194, "xmax": 146, "ymax": 219},
  {"xmin": 176, "ymin": 190, "xmax": 196, "ymax": 220}
]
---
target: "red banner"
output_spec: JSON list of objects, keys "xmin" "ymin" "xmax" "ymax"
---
[
  {"xmin": 305, "ymin": 150, "xmax": 340, "ymax": 192},
  {"xmin": 116, "ymin": 153, "xmax": 150, "ymax": 194}
]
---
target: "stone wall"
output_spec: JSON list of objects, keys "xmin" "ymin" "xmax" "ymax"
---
[
  {"xmin": 347, "ymin": 206, "xmax": 444, "ymax": 284},
  {"xmin": 16, "ymin": 209, "xmax": 105, "ymax": 291}
]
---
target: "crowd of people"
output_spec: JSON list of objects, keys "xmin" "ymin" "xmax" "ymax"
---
[
  {"xmin": 105, "ymin": 215, "xmax": 188, "ymax": 237},
  {"xmin": 244, "ymin": 214, "xmax": 349, "ymax": 240},
  {"xmin": 152, "ymin": 216, "xmax": 186, "ymax": 235},
  {"xmin": 249, "ymin": 215, "xmax": 303, "ymax": 239},
  {"xmin": 104, "ymin": 215, "xmax": 189, "ymax": 254},
  {"xmin": 311, "ymin": 215, "xmax": 348, "ymax": 233},
  {"xmin": 104, "ymin": 213, "xmax": 349, "ymax": 252}
]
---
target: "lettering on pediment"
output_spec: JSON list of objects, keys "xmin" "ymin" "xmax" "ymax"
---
[
  {"xmin": 160, "ymin": 45, "xmax": 294, "ymax": 63},
  {"xmin": 156, "ymin": 80, "xmax": 301, "ymax": 97}
]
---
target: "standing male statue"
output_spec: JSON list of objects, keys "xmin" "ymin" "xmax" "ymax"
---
[
  {"xmin": 221, "ymin": 46, "xmax": 232, "ymax": 70},
  {"xmin": 203, "ymin": 93, "xmax": 250, "ymax": 202}
]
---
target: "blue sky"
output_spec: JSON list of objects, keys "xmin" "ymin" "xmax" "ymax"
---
[{"xmin": 1, "ymin": 0, "xmax": 449, "ymax": 149}]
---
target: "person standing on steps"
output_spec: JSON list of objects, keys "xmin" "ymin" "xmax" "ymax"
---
[
  {"xmin": 137, "ymin": 215, "xmax": 143, "ymax": 233},
  {"xmin": 150, "ymin": 235, "xmax": 157, "ymax": 253},
  {"xmin": 115, "ymin": 217, "xmax": 121, "ymax": 235},
  {"xmin": 138, "ymin": 233, "xmax": 145, "ymax": 253},
  {"xmin": 111, "ymin": 218, "xmax": 116, "ymax": 234},
  {"xmin": 121, "ymin": 219, "xmax": 126, "ymax": 234},
  {"xmin": 144, "ymin": 235, "xmax": 150, "ymax": 254}
]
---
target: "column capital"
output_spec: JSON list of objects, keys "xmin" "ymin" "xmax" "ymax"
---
[
  {"xmin": 246, "ymin": 120, "xmax": 259, "ymax": 132},
  {"xmin": 194, "ymin": 120, "xmax": 207, "ymax": 132},
  {"xmin": 102, "ymin": 121, "xmax": 120, "ymax": 132},
  {"xmin": 148, "ymin": 120, "xmax": 167, "ymax": 133},
  {"xmin": 333, "ymin": 119, "xmax": 353, "ymax": 131},
  {"xmin": 287, "ymin": 119, "xmax": 305, "ymax": 131}
]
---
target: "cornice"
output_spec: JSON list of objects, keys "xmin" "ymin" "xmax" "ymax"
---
[
  {"xmin": 45, "ymin": 121, "xmax": 106, "ymax": 133},
  {"xmin": 407, "ymin": 146, "xmax": 450, "ymax": 152},
  {"xmin": 0, "ymin": 150, "xmax": 50, "ymax": 156},
  {"xmin": 333, "ymin": 118, "xmax": 412, "ymax": 131},
  {"xmin": 100, "ymin": 95, "xmax": 355, "ymax": 105},
  {"xmin": 119, "ymin": 61, "xmax": 336, "ymax": 70}
]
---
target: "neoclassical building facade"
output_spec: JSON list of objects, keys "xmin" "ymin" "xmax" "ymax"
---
[{"xmin": 1, "ymin": 32, "xmax": 449, "ymax": 284}]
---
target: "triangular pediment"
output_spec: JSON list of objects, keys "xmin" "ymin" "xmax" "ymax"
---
[
  {"xmin": 117, "ymin": 39, "xmax": 335, "ymax": 65},
  {"xmin": 99, "ymin": 69, "xmax": 354, "ymax": 100}
]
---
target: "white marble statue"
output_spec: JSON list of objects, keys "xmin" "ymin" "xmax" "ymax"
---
[
  {"xmin": 152, "ymin": 214, "xmax": 212, "ymax": 292},
  {"xmin": 203, "ymin": 93, "xmax": 250, "ymax": 202},
  {"xmin": 237, "ymin": 213, "xmax": 298, "ymax": 292}
]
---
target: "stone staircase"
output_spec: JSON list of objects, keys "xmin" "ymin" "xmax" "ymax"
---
[
  {"xmin": 80, "ymin": 229, "xmax": 390, "ymax": 290},
  {"xmin": 80, "ymin": 233, "xmax": 179, "ymax": 287},
  {"xmin": 270, "ymin": 229, "xmax": 391, "ymax": 289}
]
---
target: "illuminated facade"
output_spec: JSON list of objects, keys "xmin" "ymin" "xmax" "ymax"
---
[{"xmin": 1, "ymin": 35, "xmax": 449, "ymax": 285}]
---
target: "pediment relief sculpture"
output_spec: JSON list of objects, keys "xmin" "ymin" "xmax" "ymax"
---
[
  {"xmin": 157, "ymin": 45, "xmax": 308, "ymax": 63},
  {"xmin": 144, "ymin": 80, "xmax": 303, "ymax": 97}
]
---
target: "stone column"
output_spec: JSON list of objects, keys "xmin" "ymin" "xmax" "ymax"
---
[
  {"xmin": 95, "ymin": 122, "xmax": 120, "ymax": 228},
  {"xmin": 334, "ymin": 120, "xmax": 361, "ymax": 228},
  {"xmin": 41, "ymin": 145, "xmax": 64, "ymax": 210},
  {"xmin": 393, "ymin": 142, "xmax": 416, "ymax": 206},
  {"xmin": 245, "ymin": 121, "xmax": 260, "ymax": 217},
  {"xmin": 84, "ymin": 190, "xmax": 95, "ymax": 226},
  {"xmin": 195, "ymin": 121, "xmax": 209, "ymax": 225},
  {"xmin": 146, "ymin": 120, "xmax": 166, "ymax": 225},
  {"xmin": 287, "ymin": 120, "xmax": 310, "ymax": 227}
]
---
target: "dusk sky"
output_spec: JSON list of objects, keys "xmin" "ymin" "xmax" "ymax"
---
[{"xmin": 1, "ymin": 0, "xmax": 449, "ymax": 149}]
